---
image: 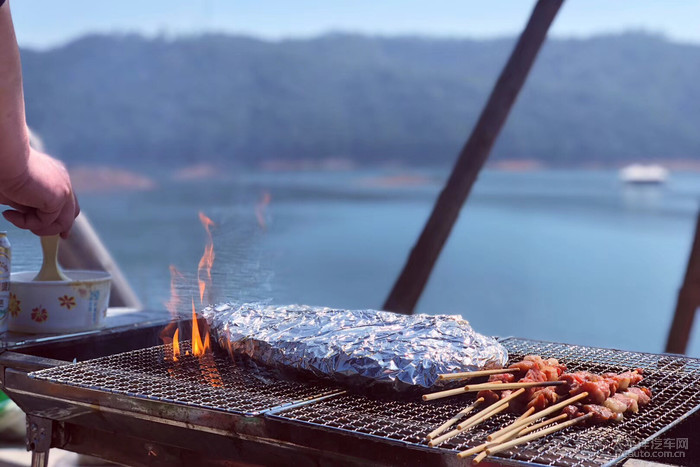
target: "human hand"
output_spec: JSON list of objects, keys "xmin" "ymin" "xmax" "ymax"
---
[{"xmin": 0, "ymin": 148, "xmax": 80, "ymax": 238}]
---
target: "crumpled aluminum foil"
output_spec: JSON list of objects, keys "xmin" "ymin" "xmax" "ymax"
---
[{"xmin": 202, "ymin": 303, "xmax": 508, "ymax": 391}]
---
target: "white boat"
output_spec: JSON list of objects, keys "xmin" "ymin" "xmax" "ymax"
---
[{"xmin": 619, "ymin": 164, "xmax": 669, "ymax": 185}]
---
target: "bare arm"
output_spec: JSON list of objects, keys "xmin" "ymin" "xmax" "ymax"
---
[
  {"xmin": 0, "ymin": 1, "xmax": 80, "ymax": 237},
  {"xmin": 0, "ymin": 0, "xmax": 30, "ymax": 179}
]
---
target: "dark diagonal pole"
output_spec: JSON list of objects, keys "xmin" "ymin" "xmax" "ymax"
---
[
  {"xmin": 384, "ymin": 0, "xmax": 564, "ymax": 314},
  {"xmin": 666, "ymin": 211, "xmax": 700, "ymax": 354}
]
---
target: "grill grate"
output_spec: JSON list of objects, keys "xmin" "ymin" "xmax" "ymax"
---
[
  {"xmin": 30, "ymin": 340, "xmax": 341, "ymax": 416},
  {"xmin": 28, "ymin": 338, "xmax": 700, "ymax": 466},
  {"xmin": 268, "ymin": 338, "xmax": 700, "ymax": 466}
]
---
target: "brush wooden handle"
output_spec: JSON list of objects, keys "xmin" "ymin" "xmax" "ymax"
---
[{"xmin": 34, "ymin": 235, "xmax": 70, "ymax": 281}]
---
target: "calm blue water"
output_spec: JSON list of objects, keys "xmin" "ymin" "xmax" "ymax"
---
[{"xmin": 4, "ymin": 169, "xmax": 699, "ymax": 356}]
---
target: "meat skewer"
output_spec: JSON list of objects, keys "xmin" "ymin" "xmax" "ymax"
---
[
  {"xmin": 475, "ymin": 357, "xmax": 648, "ymax": 418},
  {"xmin": 477, "ymin": 355, "xmax": 566, "ymax": 411},
  {"xmin": 463, "ymin": 381, "xmax": 565, "ymax": 392},
  {"xmin": 438, "ymin": 368, "xmax": 518, "ymax": 381},
  {"xmin": 423, "ymin": 375, "xmax": 563, "ymax": 401},
  {"xmin": 449, "ymin": 356, "xmax": 653, "ymax": 464},
  {"xmin": 562, "ymin": 386, "xmax": 652, "ymax": 423},
  {"xmin": 559, "ymin": 369, "xmax": 644, "ymax": 404}
]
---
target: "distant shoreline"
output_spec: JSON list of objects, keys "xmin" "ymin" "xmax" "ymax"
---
[{"xmin": 68, "ymin": 157, "xmax": 700, "ymax": 193}]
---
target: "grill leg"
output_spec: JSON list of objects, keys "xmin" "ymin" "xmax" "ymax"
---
[
  {"xmin": 26, "ymin": 415, "xmax": 52, "ymax": 467},
  {"xmin": 31, "ymin": 451, "xmax": 49, "ymax": 467}
]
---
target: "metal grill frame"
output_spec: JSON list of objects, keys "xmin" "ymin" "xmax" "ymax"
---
[{"xmin": 8, "ymin": 337, "xmax": 700, "ymax": 466}]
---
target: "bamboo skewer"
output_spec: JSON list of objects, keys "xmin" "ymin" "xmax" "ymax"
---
[
  {"xmin": 423, "ymin": 381, "xmax": 567, "ymax": 401},
  {"xmin": 484, "ymin": 413, "xmax": 593, "ymax": 457},
  {"xmin": 463, "ymin": 381, "xmax": 565, "ymax": 392},
  {"xmin": 516, "ymin": 406, "xmax": 536, "ymax": 422},
  {"xmin": 517, "ymin": 413, "xmax": 567, "ymax": 437},
  {"xmin": 474, "ymin": 450, "xmax": 489, "ymax": 464},
  {"xmin": 425, "ymin": 397, "xmax": 484, "ymax": 441},
  {"xmin": 457, "ymin": 442, "xmax": 489, "ymax": 458},
  {"xmin": 486, "ymin": 406, "xmax": 536, "ymax": 441},
  {"xmin": 427, "ymin": 426, "xmax": 464, "ymax": 447},
  {"xmin": 457, "ymin": 406, "xmax": 535, "ymax": 459},
  {"xmin": 487, "ymin": 391, "xmax": 589, "ymax": 437},
  {"xmin": 456, "ymin": 388, "xmax": 525, "ymax": 430},
  {"xmin": 422, "ymin": 387, "xmax": 467, "ymax": 401},
  {"xmin": 428, "ymin": 400, "xmax": 513, "ymax": 447},
  {"xmin": 471, "ymin": 413, "xmax": 591, "ymax": 465},
  {"xmin": 458, "ymin": 402, "xmax": 510, "ymax": 432},
  {"xmin": 438, "ymin": 368, "xmax": 517, "ymax": 381},
  {"xmin": 423, "ymin": 379, "xmax": 563, "ymax": 401},
  {"xmin": 488, "ymin": 427, "xmax": 521, "ymax": 447}
]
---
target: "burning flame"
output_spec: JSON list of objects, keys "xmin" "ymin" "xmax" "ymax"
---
[
  {"xmin": 164, "ymin": 212, "xmax": 219, "ymax": 390},
  {"xmin": 191, "ymin": 298, "xmax": 210, "ymax": 356},
  {"xmin": 168, "ymin": 299, "xmax": 211, "ymax": 359},
  {"xmin": 172, "ymin": 329, "xmax": 180, "ymax": 361},
  {"xmin": 255, "ymin": 191, "xmax": 272, "ymax": 230},
  {"xmin": 197, "ymin": 212, "xmax": 215, "ymax": 304}
]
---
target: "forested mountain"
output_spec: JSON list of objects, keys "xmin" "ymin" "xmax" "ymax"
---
[{"xmin": 19, "ymin": 32, "xmax": 700, "ymax": 168}]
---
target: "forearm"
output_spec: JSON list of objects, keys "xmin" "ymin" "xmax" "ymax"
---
[{"xmin": 0, "ymin": 1, "xmax": 30, "ymax": 181}]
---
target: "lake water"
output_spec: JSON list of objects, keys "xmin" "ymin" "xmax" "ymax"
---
[{"xmin": 4, "ymin": 168, "xmax": 700, "ymax": 357}]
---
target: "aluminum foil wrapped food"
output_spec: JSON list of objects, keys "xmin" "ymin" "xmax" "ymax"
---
[{"xmin": 202, "ymin": 303, "xmax": 508, "ymax": 391}]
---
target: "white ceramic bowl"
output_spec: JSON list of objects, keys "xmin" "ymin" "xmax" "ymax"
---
[{"xmin": 8, "ymin": 270, "xmax": 111, "ymax": 333}]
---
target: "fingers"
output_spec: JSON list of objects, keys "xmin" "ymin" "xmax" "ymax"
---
[
  {"xmin": 2, "ymin": 190, "xmax": 78, "ymax": 237},
  {"xmin": 2, "ymin": 209, "xmax": 59, "ymax": 236},
  {"xmin": 62, "ymin": 193, "xmax": 81, "ymax": 239},
  {"xmin": 1, "ymin": 150, "xmax": 80, "ymax": 237},
  {"xmin": 4, "ymin": 201, "xmax": 29, "ymax": 213}
]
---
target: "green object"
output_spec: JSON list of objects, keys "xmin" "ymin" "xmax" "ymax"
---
[
  {"xmin": 0, "ymin": 391, "xmax": 9, "ymax": 403},
  {"xmin": 0, "ymin": 390, "xmax": 25, "ymax": 440}
]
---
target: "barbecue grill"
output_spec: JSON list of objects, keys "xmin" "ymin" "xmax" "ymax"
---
[{"xmin": 1, "ymin": 316, "xmax": 699, "ymax": 467}]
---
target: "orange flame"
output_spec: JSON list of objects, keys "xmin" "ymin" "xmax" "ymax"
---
[
  {"xmin": 164, "ymin": 214, "xmax": 215, "ymax": 363},
  {"xmin": 197, "ymin": 212, "xmax": 215, "ymax": 305},
  {"xmin": 172, "ymin": 328, "xmax": 180, "ymax": 361},
  {"xmin": 255, "ymin": 191, "xmax": 272, "ymax": 230},
  {"xmin": 191, "ymin": 298, "xmax": 210, "ymax": 357}
]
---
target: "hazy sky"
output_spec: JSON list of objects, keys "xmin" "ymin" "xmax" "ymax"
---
[{"xmin": 10, "ymin": 0, "xmax": 700, "ymax": 49}]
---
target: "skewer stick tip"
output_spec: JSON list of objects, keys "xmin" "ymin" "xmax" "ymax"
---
[
  {"xmin": 457, "ymin": 443, "xmax": 487, "ymax": 459},
  {"xmin": 422, "ymin": 386, "xmax": 467, "ymax": 401}
]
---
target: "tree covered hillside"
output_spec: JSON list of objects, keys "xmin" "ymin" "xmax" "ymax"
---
[{"xmin": 20, "ymin": 32, "xmax": 700, "ymax": 167}]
